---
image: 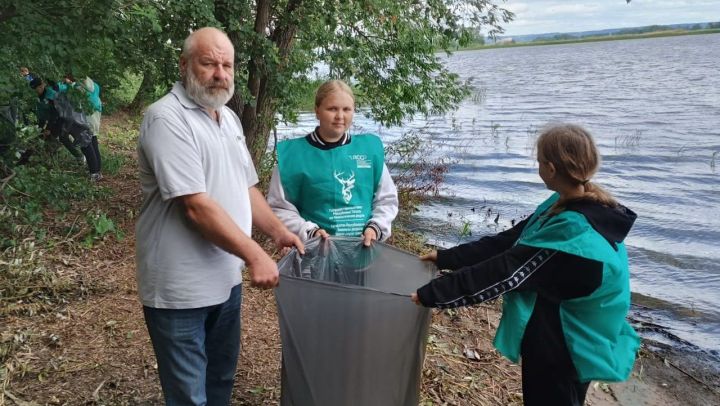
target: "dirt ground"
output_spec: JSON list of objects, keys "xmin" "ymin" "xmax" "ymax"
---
[{"xmin": 2, "ymin": 114, "xmax": 718, "ymax": 405}]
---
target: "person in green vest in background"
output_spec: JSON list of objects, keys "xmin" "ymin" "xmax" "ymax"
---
[
  {"xmin": 29, "ymin": 77, "xmax": 85, "ymax": 165},
  {"xmin": 267, "ymin": 80, "xmax": 399, "ymax": 246},
  {"xmin": 63, "ymin": 73, "xmax": 102, "ymax": 137},
  {"xmin": 411, "ymin": 124, "xmax": 639, "ymax": 406},
  {"xmin": 64, "ymin": 73, "xmax": 103, "ymax": 181}
]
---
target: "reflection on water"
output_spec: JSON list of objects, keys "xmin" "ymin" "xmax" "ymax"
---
[{"xmin": 277, "ymin": 34, "xmax": 720, "ymax": 354}]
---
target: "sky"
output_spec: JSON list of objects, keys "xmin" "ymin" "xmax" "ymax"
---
[{"xmin": 499, "ymin": 0, "xmax": 720, "ymax": 36}]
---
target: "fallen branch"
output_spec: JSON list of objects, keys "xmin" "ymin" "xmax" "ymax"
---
[
  {"xmin": 0, "ymin": 169, "xmax": 16, "ymax": 194},
  {"xmin": 92, "ymin": 379, "xmax": 106, "ymax": 401}
]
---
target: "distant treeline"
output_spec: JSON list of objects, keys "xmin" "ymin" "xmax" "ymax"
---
[
  {"xmin": 454, "ymin": 22, "xmax": 720, "ymax": 51},
  {"xmin": 536, "ymin": 22, "xmax": 720, "ymax": 42}
]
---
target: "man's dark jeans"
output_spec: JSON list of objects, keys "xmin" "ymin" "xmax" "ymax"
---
[{"xmin": 143, "ymin": 284, "xmax": 243, "ymax": 406}]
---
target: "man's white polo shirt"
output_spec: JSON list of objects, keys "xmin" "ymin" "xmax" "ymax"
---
[{"xmin": 136, "ymin": 82, "xmax": 258, "ymax": 309}]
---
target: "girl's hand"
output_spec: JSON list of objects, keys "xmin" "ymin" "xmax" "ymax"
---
[
  {"xmin": 362, "ymin": 227, "xmax": 377, "ymax": 247},
  {"xmin": 410, "ymin": 292, "xmax": 421, "ymax": 305},
  {"xmin": 313, "ymin": 228, "xmax": 330, "ymax": 239},
  {"xmin": 419, "ymin": 250, "xmax": 438, "ymax": 262}
]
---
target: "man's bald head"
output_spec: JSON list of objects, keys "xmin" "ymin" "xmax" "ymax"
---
[
  {"xmin": 181, "ymin": 27, "xmax": 234, "ymax": 61},
  {"xmin": 179, "ymin": 27, "xmax": 235, "ymax": 112}
]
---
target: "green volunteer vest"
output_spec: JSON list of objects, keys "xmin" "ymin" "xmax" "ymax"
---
[
  {"xmin": 494, "ymin": 193, "xmax": 639, "ymax": 382},
  {"xmin": 277, "ymin": 134, "xmax": 384, "ymax": 236}
]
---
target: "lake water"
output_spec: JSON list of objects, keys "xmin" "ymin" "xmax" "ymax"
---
[{"xmin": 276, "ymin": 34, "xmax": 720, "ymax": 357}]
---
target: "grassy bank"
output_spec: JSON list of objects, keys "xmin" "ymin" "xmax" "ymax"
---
[{"xmin": 458, "ymin": 28, "xmax": 720, "ymax": 51}]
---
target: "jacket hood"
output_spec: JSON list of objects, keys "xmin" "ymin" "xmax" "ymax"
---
[{"xmin": 565, "ymin": 199, "xmax": 637, "ymax": 249}]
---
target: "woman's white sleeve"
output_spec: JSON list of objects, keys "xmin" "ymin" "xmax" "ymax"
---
[
  {"xmin": 369, "ymin": 164, "xmax": 399, "ymax": 241},
  {"xmin": 267, "ymin": 166, "xmax": 319, "ymax": 243}
]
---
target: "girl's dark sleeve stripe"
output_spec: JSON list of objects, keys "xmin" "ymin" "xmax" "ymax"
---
[{"xmin": 433, "ymin": 249, "xmax": 557, "ymax": 309}]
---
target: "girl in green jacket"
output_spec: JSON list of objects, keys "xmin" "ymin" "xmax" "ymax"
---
[{"xmin": 412, "ymin": 124, "xmax": 639, "ymax": 406}]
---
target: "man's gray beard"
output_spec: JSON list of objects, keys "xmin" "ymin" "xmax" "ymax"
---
[{"xmin": 184, "ymin": 69, "xmax": 234, "ymax": 111}]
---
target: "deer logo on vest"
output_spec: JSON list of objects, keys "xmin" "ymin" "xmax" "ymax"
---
[{"xmin": 334, "ymin": 170, "xmax": 355, "ymax": 204}]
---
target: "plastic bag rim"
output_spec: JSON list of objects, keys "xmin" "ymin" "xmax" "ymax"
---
[{"xmin": 278, "ymin": 236, "xmax": 436, "ymax": 297}]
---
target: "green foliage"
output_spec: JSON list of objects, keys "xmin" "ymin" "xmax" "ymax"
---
[
  {"xmin": 616, "ymin": 24, "xmax": 675, "ymax": 35},
  {"xmin": 548, "ymin": 33, "xmax": 578, "ymax": 41},
  {"xmin": 102, "ymin": 114, "xmax": 142, "ymax": 151},
  {"xmin": 107, "ymin": 71, "xmax": 143, "ymax": 110},
  {"xmin": 83, "ymin": 210, "xmax": 122, "ymax": 247},
  {"xmin": 1, "ymin": 123, "xmax": 42, "ymax": 168},
  {"xmin": 99, "ymin": 143, "xmax": 128, "ymax": 175},
  {"xmin": 2, "ymin": 0, "xmax": 514, "ymax": 166},
  {"xmin": 264, "ymin": 1, "xmax": 513, "ymax": 127},
  {"xmin": 458, "ymin": 217, "xmax": 473, "ymax": 243},
  {"xmin": 0, "ymin": 148, "xmax": 117, "ymax": 334},
  {"xmin": 385, "ymin": 128, "xmax": 453, "ymax": 222},
  {"xmin": 0, "ymin": 160, "xmax": 109, "ymax": 249},
  {"xmin": 64, "ymin": 84, "xmax": 95, "ymax": 115}
]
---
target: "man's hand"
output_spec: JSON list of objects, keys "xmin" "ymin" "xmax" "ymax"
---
[
  {"xmin": 411, "ymin": 292, "xmax": 421, "ymax": 305},
  {"xmin": 274, "ymin": 229, "xmax": 305, "ymax": 255},
  {"xmin": 419, "ymin": 250, "xmax": 438, "ymax": 262},
  {"xmin": 362, "ymin": 227, "xmax": 377, "ymax": 247},
  {"xmin": 246, "ymin": 251, "xmax": 280, "ymax": 289}
]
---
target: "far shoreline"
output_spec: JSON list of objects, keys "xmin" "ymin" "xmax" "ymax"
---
[{"xmin": 454, "ymin": 28, "xmax": 720, "ymax": 52}]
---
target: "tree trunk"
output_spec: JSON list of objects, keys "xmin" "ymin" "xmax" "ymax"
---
[
  {"xmin": 240, "ymin": 0, "xmax": 271, "ymax": 165},
  {"xmin": 129, "ymin": 72, "xmax": 154, "ymax": 112},
  {"xmin": 215, "ymin": 0, "xmax": 246, "ymax": 119},
  {"xmin": 244, "ymin": 0, "xmax": 303, "ymax": 162},
  {"xmin": 224, "ymin": 0, "xmax": 304, "ymax": 165},
  {"xmin": 226, "ymin": 92, "xmax": 244, "ymax": 121}
]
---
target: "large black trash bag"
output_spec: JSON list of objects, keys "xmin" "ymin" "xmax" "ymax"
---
[{"xmin": 275, "ymin": 236, "xmax": 437, "ymax": 406}]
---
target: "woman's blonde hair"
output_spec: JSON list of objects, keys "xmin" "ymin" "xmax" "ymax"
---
[
  {"xmin": 315, "ymin": 80, "xmax": 355, "ymax": 108},
  {"xmin": 536, "ymin": 124, "xmax": 617, "ymax": 213}
]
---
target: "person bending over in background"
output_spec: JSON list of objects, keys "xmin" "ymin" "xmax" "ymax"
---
[
  {"xmin": 63, "ymin": 73, "xmax": 103, "ymax": 181},
  {"xmin": 30, "ymin": 77, "xmax": 102, "ymax": 180},
  {"xmin": 63, "ymin": 73, "xmax": 102, "ymax": 137}
]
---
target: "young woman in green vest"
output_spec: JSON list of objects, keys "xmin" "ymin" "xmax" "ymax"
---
[
  {"xmin": 411, "ymin": 124, "xmax": 639, "ymax": 406},
  {"xmin": 267, "ymin": 80, "xmax": 398, "ymax": 246}
]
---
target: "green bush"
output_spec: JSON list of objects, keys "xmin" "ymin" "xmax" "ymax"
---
[
  {"xmin": 385, "ymin": 129, "xmax": 452, "ymax": 222},
  {"xmin": 83, "ymin": 210, "xmax": 123, "ymax": 247},
  {"xmin": 1, "ymin": 162, "xmax": 110, "ymax": 249}
]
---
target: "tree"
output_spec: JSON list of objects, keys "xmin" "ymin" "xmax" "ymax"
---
[
  {"xmin": 216, "ymin": 0, "xmax": 515, "ymax": 163},
  {"xmin": 1, "ymin": 0, "xmax": 515, "ymax": 165}
]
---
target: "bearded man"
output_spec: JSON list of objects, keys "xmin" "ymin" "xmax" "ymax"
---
[{"xmin": 136, "ymin": 27, "xmax": 303, "ymax": 405}]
